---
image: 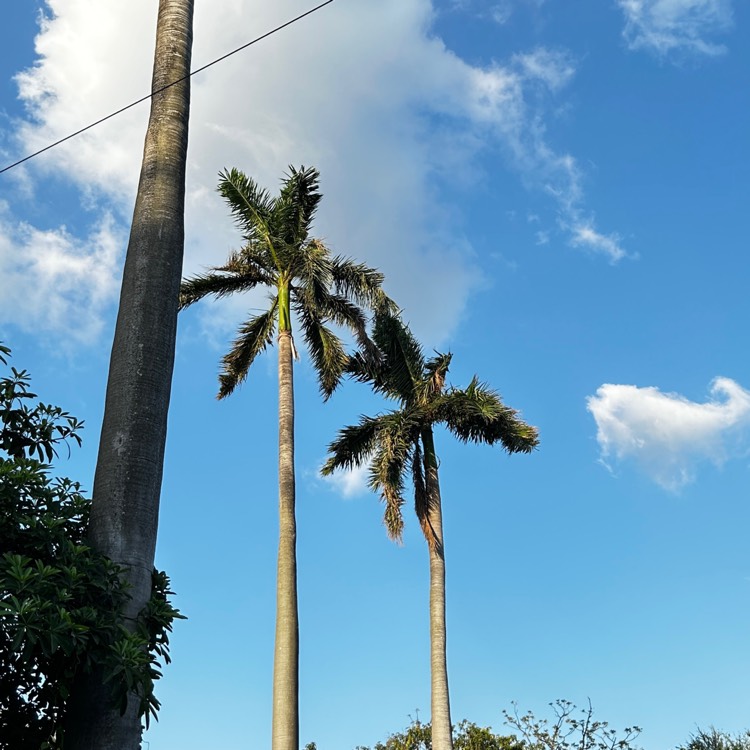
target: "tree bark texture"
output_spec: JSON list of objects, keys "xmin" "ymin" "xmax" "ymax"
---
[
  {"xmin": 65, "ymin": 1, "xmax": 193, "ymax": 748},
  {"xmin": 422, "ymin": 428, "xmax": 454, "ymax": 750},
  {"xmin": 273, "ymin": 330, "xmax": 300, "ymax": 750}
]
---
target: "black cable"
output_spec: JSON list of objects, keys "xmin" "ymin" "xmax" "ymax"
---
[{"xmin": 0, "ymin": 0, "xmax": 334, "ymax": 176}]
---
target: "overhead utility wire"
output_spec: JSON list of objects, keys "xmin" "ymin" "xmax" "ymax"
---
[{"xmin": 0, "ymin": 0, "xmax": 334, "ymax": 176}]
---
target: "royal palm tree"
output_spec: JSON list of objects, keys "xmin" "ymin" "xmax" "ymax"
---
[
  {"xmin": 322, "ymin": 312, "xmax": 538, "ymax": 750},
  {"xmin": 65, "ymin": 2, "xmax": 193, "ymax": 748},
  {"xmin": 179, "ymin": 166, "xmax": 391, "ymax": 750}
]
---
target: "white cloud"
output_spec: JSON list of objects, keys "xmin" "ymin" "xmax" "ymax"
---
[
  {"xmin": 587, "ymin": 377, "xmax": 750, "ymax": 491},
  {"xmin": 513, "ymin": 48, "xmax": 576, "ymax": 92},
  {"xmin": 491, "ymin": 1, "xmax": 514, "ymax": 25},
  {"xmin": 3, "ymin": 0, "xmax": 626, "ymax": 348},
  {"xmin": 570, "ymin": 222, "xmax": 627, "ymax": 262},
  {"xmin": 321, "ymin": 464, "xmax": 370, "ymax": 499},
  {"xmin": 0, "ymin": 204, "xmax": 122, "ymax": 344},
  {"xmin": 617, "ymin": 0, "xmax": 734, "ymax": 58}
]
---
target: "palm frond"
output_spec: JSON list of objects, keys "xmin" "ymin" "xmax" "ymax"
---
[
  {"xmin": 330, "ymin": 256, "xmax": 395, "ymax": 314},
  {"xmin": 293, "ymin": 239, "xmax": 333, "ymax": 308},
  {"xmin": 371, "ymin": 311, "xmax": 425, "ymax": 403},
  {"xmin": 179, "ymin": 269, "xmax": 265, "ymax": 310},
  {"xmin": 344, "ymin": 349, "xmax": 392, "ymax": 395},
  {"xmin": 321, "ymin": 415, "xmax": 383, "ymax": 475},
  {"xmin": 318, "ymin": 292, "xmax": 380, "ymax": 362},
  {"xmin": 417, "ymin": 351, "xmax": 452, "ymax": 404},
  {"xmin": 437, "ymin": 377, "xmax": 539, "ymax": 453},
  {"xmin": 272, "ymin": 165, "xmax": 322, "ymax": 248},
  {"xmin": 224, "ymin": 246, "xmax": 276, "ymax": 283},
  {"xmin": 217, "ymin": 299, "xmax": 278, "ymax": 399},
  {"xmin": 297, "ymin": 311, "xmax": 348, "ymax": 399},
  {"xmin": 368, "ymin": 410, "xmax": 421, "ymax": 542},
  {"xmin": 218, "ymin": 168, "xmax": 276, "ymax": 245}
]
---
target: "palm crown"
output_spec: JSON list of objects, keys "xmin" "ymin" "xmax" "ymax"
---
[
  {"xmin": 322, "ymin": 311, "xmax": 539, "ymax": 544},
  {"xmin": 179, "ymin": 165, "xmax": 391, "ymax": 397}
]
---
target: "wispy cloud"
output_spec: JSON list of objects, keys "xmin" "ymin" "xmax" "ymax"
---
[
  {"xmin": 472, "ymin": 50, "xmax": 628, "ymax": 262},
  {"xmin": 587, "ymin": 377, "xmax": 750, "ymax": 491},
  {"xmin": 617, "ymin": 0, "xmax": 734, "ymax": 58},
  {"xmin": 570, "ymin": 223, "xmax": 627, "ymax": 262},
  {"xmin": 2, "ymin": 0, "xmax": 627, "ymax": 347},
  {"xmin": 491, "ymin": 1, "xmax": 514, "ymax": 25},
  {"xmin": 0, "ymin": 205, "xmax": 122, "ymax": 344}
]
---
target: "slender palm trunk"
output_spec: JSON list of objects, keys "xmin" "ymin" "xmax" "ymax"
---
[
  {"xmin": 422, "ymin": 428, "xmax": 454, "ymax": 750},
  {"xmin": 64, "ymin": 1, "xmax": 193, "ymax": 747},
  {"xmin": 273, "ymin": 329, "xmax": 299, "ymax": 750}
]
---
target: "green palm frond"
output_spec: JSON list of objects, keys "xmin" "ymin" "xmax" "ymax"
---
[
  {"xmin": 317, "ymin": 293, "xmax": 377, "ymax": 357},
  {"xmin": 321, "ymin": 415, "xmax": 383, "ymax": 475},
  {"xmin": 179, "ymin": 269, "xmax": 266, "ymax": 310},
  {"xmin": 367, "ymin": 410, "xmax": 422, "ymax": 542},
  {"xmin": 273, "ymin": 165, "xmax": 322, "ymax": 248},
  {"xmin": 294, "ymin": 239, "xmax": 333, "ymax": 310},
  {"xmin": 218, "ymin": 168, "xmax": 276, "ymax": 247},
  {"xmin": 225, "ymin": 246, "xmax": 277, "ymax": 283},
  {"xmin": 371, "ymin": 312, "xmax": 425, "ymax": 403},
  {"xmin": 217, "ymin": 299, "xmax": 278, "ymax": 399},
  {"xmin": 437, "ymin": 377, "xmax": 539, "ymax": 453},
  {"xmin": 330, "ymin": 256, "xmax": 393, "ymax": 312},
  {"xmin": 297, "ymin": 312, "xmax": 348, "ymax": 399}
]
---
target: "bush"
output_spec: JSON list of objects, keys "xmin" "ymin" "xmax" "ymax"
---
[{"xmin": 0, "ymin": 343, "xmax": 183, "ymax": 749}]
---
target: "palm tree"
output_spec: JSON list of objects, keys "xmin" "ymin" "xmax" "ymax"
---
[
  {"xmin": 322, "ymin": 312, "xmax": 538, "ymax": 750},
  {"xmin": 65, "ymin": 2, "xmax": 193, "ymax": 748},
  {"xmin": 179, "ymin": 166, "xmax": 391, "ymax": 750}
]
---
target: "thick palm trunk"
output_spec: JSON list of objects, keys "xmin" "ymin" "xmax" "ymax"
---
[
  {"xmin": 65, "ymin": 1, "xmax": 193, "ymax": 748},
  {"xmin": 422, "ymin": 428, "xmax": 454, "ymax": 750},
  {"xmin": 273, "ymin": 329, "xmax": 299, "ymax": 750}
]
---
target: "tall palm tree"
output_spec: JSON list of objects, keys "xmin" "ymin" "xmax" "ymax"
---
[
  {"xmin": 65, "ymin": 2, "xmax": 193, "ymax": 748},
  {"xmin": 322, "ymin": 312, "xmax": 538, "ymax": 750},
  {"xmin": 179, "ymin": 166, "xmax": 391, "ymax": 750}
]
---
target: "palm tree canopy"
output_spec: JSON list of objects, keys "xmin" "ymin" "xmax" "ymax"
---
[
  {"xmin": 322, "ymin": 312, "xmax": 538, "ymax": 542},
  {"xmin": 179, "ymin": 166, "xmax": 393, "ymax": 399}
]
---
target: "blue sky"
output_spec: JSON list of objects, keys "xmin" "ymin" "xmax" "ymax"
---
[{"xmin": 1, "ymin": 0, "xmax": 749, "ymax": 748}]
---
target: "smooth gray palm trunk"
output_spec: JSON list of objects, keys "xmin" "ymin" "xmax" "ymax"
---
[
  {"xmin": 64, "ymin": 1, "xmax": 193, "ymax": 747},
  {"xmin": 273, "ymin": 330, "xmax": 300, "ymax": 750},
  {"xmin": 423, "ymin": 429, "xmax": 454, "ymax": 750}
]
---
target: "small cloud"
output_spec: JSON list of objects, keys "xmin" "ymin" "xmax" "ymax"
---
[
  {"xmin": 570, "ymin": 222, "xmax": 627, "ymax": 262},
  {"xmin": 587, "ymin": 377, "xmax": 750, "ymax": 491},
  {"xmin": 491, "ymin": 1, "xmax": 513, "ymax": 25},
  {"xmin": 321, "ymin": 464, "xmax": 370, "ymax": 499},
  {"xmin": 617, "ymin": 0, "xmax": 734, "ymax": 58}
]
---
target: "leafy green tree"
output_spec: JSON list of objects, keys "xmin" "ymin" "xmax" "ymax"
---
[
  {"xmin": 356, "ymin": 717, "xmax": 524, "ymax": 750},
  {"xmin": 0, "ymin": 343, "xmax": 183, "ymax": 750},
  {"xmin": 502, "ymin": 699, "xmax": 641, "ymax": 750},
  {"xmin": 179, "ymin": 165, "xmax": 391, "ymax": 750},
  {"xmin": 678, "ymin": 728, "xmax": 750, "ymax": 750},
  {"xmin": 323, "ymin": 313, "xmax": 538, "ymax": 750}
]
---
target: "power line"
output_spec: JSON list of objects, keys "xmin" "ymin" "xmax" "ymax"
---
[{"xmin": 0, "ymin": 0, "xmax": 334, "ymax": 176}]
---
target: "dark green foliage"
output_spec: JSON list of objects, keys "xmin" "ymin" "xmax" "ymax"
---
[
  {"xmin": 502, "ymin": 700, "xmax": 641, "ymax": 750},
  {"xmin": 0, "ymin": 344, "xmax": 183, "ymax": 749},
  {"xmin": 678, "ymin": 728, "xmax": 750, "ymax": 750},
  {"xmin": 356, "ymin": 718, "xmax": 524, "ymax": 750}
]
